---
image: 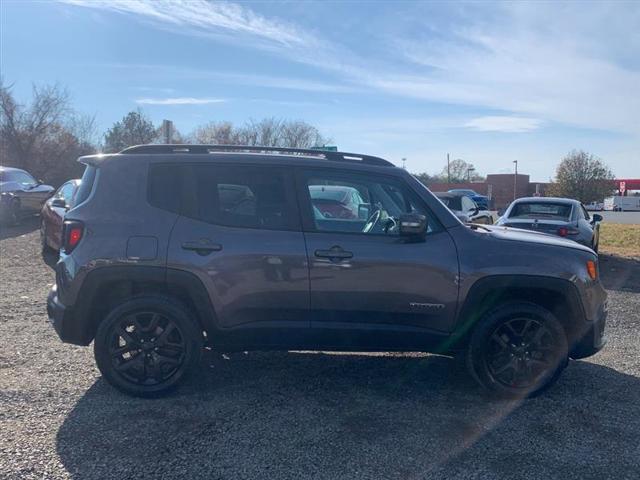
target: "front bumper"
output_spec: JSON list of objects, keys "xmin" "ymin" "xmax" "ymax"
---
[{"xmin": 570, "ymin": 299, "xmax": 608, "ymax": 359}]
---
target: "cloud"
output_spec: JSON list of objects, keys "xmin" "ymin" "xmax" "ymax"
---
[
  {"xmin": 60, "ymin": 0, "xmax": 319, "ymax": 51},
  {"xmin": 62, "ymin": 1, "xmax": 640, "ymax": 136},
  {"xmin": 378, "ymin": 2, "xmax": 640, "ymax": 135},
  {"xmin": 135, "ymin": 97, "xmax": 226, "ymax": 105},
  {"xmin": 465, "ymin": 116, "xmax": 542, "ymax": 133}
]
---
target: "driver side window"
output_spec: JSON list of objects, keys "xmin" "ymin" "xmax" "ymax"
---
[{"xmin": 303, "ymin": 170, "xmax": 433, "ymax": 235}]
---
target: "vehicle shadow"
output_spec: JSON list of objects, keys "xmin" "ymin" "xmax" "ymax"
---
[
  {"xmin": 599, "ymin": 253, "xmax": 640, "ymax": 293},
  {"xmin": 0, "ymin": 215, "xmax": 40, "ymax": 240},
  {"xmin": 56, "ymin": 351, "xmax": 640, "ymax": 480}
]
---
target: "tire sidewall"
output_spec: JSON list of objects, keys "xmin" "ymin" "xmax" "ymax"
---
[
  {"xmin": 467, "ymin": 302, "xmax": 569, "ymax": 398},
  {"xmin": 94, "ymin": 296, "xmax": 203, "ymax": 397}
]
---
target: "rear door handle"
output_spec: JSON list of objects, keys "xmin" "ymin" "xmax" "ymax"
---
[
  {"xmin": 314, "ymin": 246, "xmax": 353, "ymax": 260},
  {"xmin": 181, "ymin": 241, "xmax": 222, "ymax": 255}
]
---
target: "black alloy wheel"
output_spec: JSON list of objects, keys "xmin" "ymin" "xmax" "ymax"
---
[
  {"xmin": 485, "ymin": 317, "xmax": 558, "ymax": 389},
  {"xmin": 466, "ymin": 302, "xmax": 568, "ymax": 398},
  {"xmin": 94, "ymin": 296, "xmax": 202, "ymax": 397},
  {"xmin": 108, "ymin": 311, "xmax": 186, "ymax": 386}
]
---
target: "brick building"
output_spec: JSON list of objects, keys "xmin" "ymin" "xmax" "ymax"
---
[{"xmin": 426, "ymin": 173, "xmax": 549, "ymax": 210}]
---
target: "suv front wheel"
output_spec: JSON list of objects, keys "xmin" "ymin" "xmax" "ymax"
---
[
  {"xmin": 94, "ymin": 295, "xmax": 203, "ymax": 397},
  {"xmin": 466, "ymin": 302, "xmax": 568, "ymax": 398}
]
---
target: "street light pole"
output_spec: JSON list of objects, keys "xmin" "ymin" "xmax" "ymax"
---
[
  {"xmin": 402, "ymin": 157, "xmax": 406, "ymax": 170},
  {"xmin": 447, "ymin": 153, "xmax": 450, "ymax": 183},
  {"xmin": 513, "ymin": 160, "xmax": 518, "ymax": 201}
]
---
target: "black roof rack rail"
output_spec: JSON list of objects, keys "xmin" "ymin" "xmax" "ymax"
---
[{"xmin": 119, "ymin": 144, "xmax": 395, "ymax": 167}]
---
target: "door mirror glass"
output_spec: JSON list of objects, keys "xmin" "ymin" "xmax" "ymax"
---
[
  {"xmin": 592, "ymin": 213, "xmax": 603, "ymax": 223},
  {"xmin": 399, "ymin": 213, "xmax": 427, "ymax": 237},
  {"xmin": 455, "ymin": 212, "xmax": 470, "ymax": 223},
  {"xmin": 51, "ymin": 198, "xmax": 67, "ymax": 209}
]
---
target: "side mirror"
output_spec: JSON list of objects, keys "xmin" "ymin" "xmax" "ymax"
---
[
  {"xmin": 497, "ymin": 208, "xmax": 505, "ymax": 216},
  {"xmin": 455, "ymin": 212, "xmax": 470, "ymax": 223},
  {"xmin": 51, "ymin": 198, "xmax": 67, "ymax": 209},
  {"xmin": 471, "ymin": 207, "xmax": 479, "ymax": 215},
  {"xmin": 399, "ymin": 213, "xmax": 427, "ymax": 237},
  {"xmin": 592, "ymin": 213, "xmax": 603, "ymax": 223}
]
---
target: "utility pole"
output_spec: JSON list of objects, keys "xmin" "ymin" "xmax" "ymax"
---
[
  {"xmin": 513, "ymin": 160, "xmax": 518, "ymax": 201},
  {"xmin": 447, "ymin": 153, "xmax": 450, "ymax": 183}
]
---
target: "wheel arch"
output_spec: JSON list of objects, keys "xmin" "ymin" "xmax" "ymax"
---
[
  {"xmin": 71, "ymin": 266, "xmax": 217, "ymax": 345},
  {"xmin": 449, "ymin": 275, "xmax": 586, "ymax": 352}
]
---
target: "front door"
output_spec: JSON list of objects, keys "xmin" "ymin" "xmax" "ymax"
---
[
  {"xmin": 166, "ymin": 163, "xmax": 309, "ymax": 348},
  {"xmin": 297, "ymin": 168, "xmax": 459, "ymax": 350}
]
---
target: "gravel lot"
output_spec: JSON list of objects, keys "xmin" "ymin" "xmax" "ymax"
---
[{"xmin": 1, "ymin": 218, "xmax": 639, "ymax": 480}]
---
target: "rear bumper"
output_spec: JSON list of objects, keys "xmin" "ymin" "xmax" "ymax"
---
[
  {"xmin": 47, "ymin": 285, "xmax": 88, "ymax": 345},
  {"xmin": 570, "ymin": 299, "xmax": 608, "ymax": 359}
]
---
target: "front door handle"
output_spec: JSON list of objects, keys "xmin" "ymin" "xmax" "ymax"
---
[
  {"xmin": 181, "ymin": 241, "xmax": 223, "ymax": 256},
  {"xmin": 314, "ymin": 246, "xmax": 353, "ymax": 260}
]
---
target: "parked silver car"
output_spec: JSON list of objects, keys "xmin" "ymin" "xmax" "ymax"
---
[{"xmin": 496, "ymin": 197, "xmax": 601, "ymax": 251}]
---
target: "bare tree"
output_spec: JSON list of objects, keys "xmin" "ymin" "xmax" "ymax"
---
[
  {"xmin": 192, "ymin": 121, "xmax": 240, "ymax": 145},
  {"xmin": 439, "ymin": 158, "xmax": 483, "ymax": 183},
  {"xmin": 1, "ymin": 81, "xmax": 96, "ymax": 185},
  {"xmin": 241, "ymin": 118, "xmax": 283, "ymax": 146},
  {"xmin": 189, "ymin": 117, "xmax": 329, "ymax": 149},
  {"xmin": 1, "ymin": 81, "xmax": 70, "ymax": 172},
  {"xmin": 280, "ymin": 120, "xmax": 325, "ymax": 148}
]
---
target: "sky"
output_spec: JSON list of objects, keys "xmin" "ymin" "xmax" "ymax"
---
[{"xmin": 1, "ymin": 0, "xmax": 639, "ymax": 181}]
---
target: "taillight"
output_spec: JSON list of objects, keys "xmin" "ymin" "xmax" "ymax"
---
[
  {"xmin": 557, "ymin": 227, "xmax": 579, "ymax": 237},
  {"xmin": 586, "ymin": 260, "xmax": 598, "ymax": 280},
  {"xmin": 62, "ymin": 220, "xmax": 84, "ymax": 254}
]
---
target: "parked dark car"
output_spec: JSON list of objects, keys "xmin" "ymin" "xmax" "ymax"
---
[
  {"xmin": 448, "ymin": 188, "xmax": 489, "ymax": 210},
  {"xmin": 40, "ymin": 179, "xmax": 81, "ymax": 252},
  {"xmin": 47, "ymin": 145, "xmax": 606, "ymax": 399},
  {"xmin": 435, "ymin": 192, "xmax": 493, "ymax": 224},
  {"xmin": 0, "ymin": 166, "xmax": 54, "ymax": 224},
  {"xmin": 496, "ymin": 197, "xmax": 601, "ymax": 251}
]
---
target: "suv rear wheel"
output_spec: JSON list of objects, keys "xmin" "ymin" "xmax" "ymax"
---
[
  {"xmin": 466, "ymin": 302, "xmax": 568, "ymax": 398},
  {"xmin": 94, "ymin": 295, "xmax": 203, "ymax": 397}
]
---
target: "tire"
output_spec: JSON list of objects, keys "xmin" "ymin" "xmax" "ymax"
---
[
  {"xmin": 2, "ymin": 198, "xmax": 21, "ymax": 226},
  {"xmin": 466, "ymin": 302, "xmax": 568, "ymax": 398},
  {"xmin": 94, "ymin": 295, "xmax": 203, "ymax": 397}
]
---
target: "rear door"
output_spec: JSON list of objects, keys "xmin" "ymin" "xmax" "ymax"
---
[
  {"xmin": 296, "ymin": 167, "xmax": 459, "ymax": 349},
  {"xmin": 166, "ymin": 163, "xmax": 310, "ymax": 347}
]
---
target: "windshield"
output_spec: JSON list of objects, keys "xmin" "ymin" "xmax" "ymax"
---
[
  {"xmin": 509, "ymin": 202, "xmax": 572, "ymax": 220},
  {"xmin": 438, "ymin": 196, "xmax": 462, "ymax": 210},
  {"xmin": 0, "ymin": 170, "xmax": 36, "ymax": 186}
]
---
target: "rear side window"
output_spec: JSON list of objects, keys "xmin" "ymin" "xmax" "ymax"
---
[
  {"xmin": 148, "ymin": 164, "xmax": 184, "ymax": 214},
  {"xmin": 188, "ymin": 165, "xmax": 298, "ymax": 231},
  {"xmin": 72, "ymin": 165, "xmax": 97, "ymax": 207}
]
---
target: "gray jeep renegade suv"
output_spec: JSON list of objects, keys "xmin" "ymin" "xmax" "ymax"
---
[{"xmin": 47, "ymin": 145, "xmax": 607, "ymax": 398}]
